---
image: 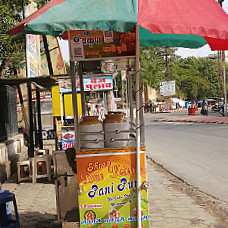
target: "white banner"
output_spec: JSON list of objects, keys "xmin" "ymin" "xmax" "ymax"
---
[
  {"xmin": 160, "ymin": 80, "xmax": 175, "ymax": 96},
  {"xmin": 24, "ymin": 1, "xmax": 40, "ymax": 78}
]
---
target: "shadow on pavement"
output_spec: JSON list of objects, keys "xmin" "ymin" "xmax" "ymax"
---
[{"xmin": 19, "ymin": 211, "xmax": 61, "ymax": 228}]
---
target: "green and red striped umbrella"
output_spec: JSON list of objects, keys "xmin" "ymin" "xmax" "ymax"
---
[{"xmin": 7, "ymin": 0, "xmax": 228, "ymax": 50}]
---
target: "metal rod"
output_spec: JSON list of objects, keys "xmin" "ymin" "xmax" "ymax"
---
[
  {"xmin": 60, "ymin": 93, "xmax": 64, "ymax": 124},
  {"xmin": 70, "ymin": 61, "xmax": 80, "ymax": 151},
  {"xmin": 127, "ymin": 67, "xmax": 134, "ymax": 124},
  {"xmin": 79, "ymin": 62, "xmax": 86, "ymax": 116},
  {"xmin": 139, "ymin": 74, "xmax": 145, "ymax": 146},
  {"xmin": 68, "ymin": 30, "xmax": 80, "ymax": 151},
  {"xmin": 42, "ymin": 35, "xmax": 54, "ymax": 75},
  {"xmin": 135, "ymin": 24, "xmax": 142, "ymax": 228},
  {"xmin": 36, "ymin": 87, "xmax": 43, "ymax": 149},
  {"xmin": 80, "ymin": 138, "xmax": 136, "ymax": 143},
  {"xmin": 222, "ymin": 51, "xmax": 227, "ymax": 116},
  {"xmin": 80, "ymin": 129, "xmax": 136, "ymax": 135}
]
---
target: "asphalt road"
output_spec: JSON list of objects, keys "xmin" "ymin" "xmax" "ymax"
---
[{"xmin": 145, "ymin": 115, "xmax": 228, "ymax": 202}]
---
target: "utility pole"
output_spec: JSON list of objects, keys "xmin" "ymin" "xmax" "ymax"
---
[{"xmin": 160, "ymin": 47, "xmax": 171, "ymax": 81}]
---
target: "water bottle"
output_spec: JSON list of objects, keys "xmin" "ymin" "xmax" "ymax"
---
[{"xmin": 6, "ymin": 202, "xmax": 12, "ymax": 220}]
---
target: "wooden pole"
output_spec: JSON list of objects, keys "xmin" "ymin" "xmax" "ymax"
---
[
  {"xmin": 42, "ymin": 35, "xmax": 54, "ymax": 75},
  {"xmin": 36, "ymin": 87, "xmax": 43, "ymax": 149}
]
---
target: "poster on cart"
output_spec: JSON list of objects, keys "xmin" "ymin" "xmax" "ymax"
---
[
  {"xmin": 69, "ymin": 29, "xmax": 136, "ymax": 61},
  {"xmin": 76, "ymin": 147, "xmax": 149, "ymax": 228},
  {"xmin": 61, "ymin": 127, "xmax": 75, "ymax": 150},
  {"xmin": 59, "ymin": 75, "xmax": 113, "ymax": 93}
]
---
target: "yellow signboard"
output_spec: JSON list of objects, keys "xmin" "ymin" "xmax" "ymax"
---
[{"xmin": 76, "ymin": 147, "xmax": 149, "ymax": 228}]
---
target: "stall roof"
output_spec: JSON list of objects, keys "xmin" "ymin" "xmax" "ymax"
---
[{"xmin": 0, "ymin": 76, "xmax": 57, "ymax": 88}]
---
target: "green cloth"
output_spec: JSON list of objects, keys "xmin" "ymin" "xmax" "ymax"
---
[
  {"xmin": 139, "ymin": 26, "xmax": 207, "ymax": 48},
  {"xmin": 25, "ymin": 0, "xmax": 138, "ymax": 36}
]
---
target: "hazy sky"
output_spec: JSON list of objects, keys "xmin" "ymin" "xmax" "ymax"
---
[{"xmin": 59, "ymin": 0, "xmax": 228, "ymax": 62}]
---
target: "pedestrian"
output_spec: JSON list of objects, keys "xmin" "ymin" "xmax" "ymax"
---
[
  {"xmin": 201, "ymin": 99, "xmax": 208, "ymax": 116},
  {"xmin": 149, "ymin": 101, "xmax": 153, "ymax": 113}
]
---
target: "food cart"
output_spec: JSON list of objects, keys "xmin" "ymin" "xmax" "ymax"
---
[{"xmin": 56, "ymin": 27, "xmax": 149, "ymax": 228}]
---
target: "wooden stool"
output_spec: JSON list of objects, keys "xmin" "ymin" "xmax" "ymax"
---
[
  {"xmin": 29, "ymin": 156, "xmax": 51, "ymax": 183},
  {"xmin": 17, "ymin": 161, "xmax": 30, "ymax": 183}
]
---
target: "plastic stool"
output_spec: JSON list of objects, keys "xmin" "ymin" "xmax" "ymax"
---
[
  {"xmin": 17, "ymin": 161, "xmax": 30, "ymax": 183},
  {"xmin": 29, "ymin": 156, "xmax": 51, "ymax": 183},
  {"xmin": 0, "ymin": 190, "xmax": 20, "ymax": 228}
]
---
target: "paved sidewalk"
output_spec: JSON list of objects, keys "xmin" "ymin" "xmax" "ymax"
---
[
  {"xmin": 2, "ymin": 159, "xmax": 228, "ymax": 228},
  {"xmin": 147, "ymin": 159, "xmax": 228, "ymax": 228}
]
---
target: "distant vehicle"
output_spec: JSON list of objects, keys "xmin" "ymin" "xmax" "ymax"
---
[{"xmin": 212, "ymin": 102, "xmax": 224, "ymax": 112}]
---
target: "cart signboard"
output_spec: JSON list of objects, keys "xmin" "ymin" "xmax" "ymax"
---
[
  {"xmin": 84, "ymin": 75, "xmax": 113, "ymax": 91},
  {"xmin": 76, "ymin": 147, "xmax": 149, "ymax": 228},
  {"xmin": 59, "ymin": 75, "xmax": 113, "ymax": 93},
  {"xmin": 69, "ymin": 30, "xmax": 136, "ymax": 61},
  {"xmin": 160, "ymin": 80, "xmax": 175, "ymax": 96}
]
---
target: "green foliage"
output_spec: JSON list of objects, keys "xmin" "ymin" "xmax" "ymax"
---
[
  {"xmin": 0, "ymin": 0, "xmax": 30, "ymax": 78},
  {"xmin": 171, "ymin": 57, "xmax": 219, "ymax": 100},
  {"xmin": 34, "ymin": 0, "xmax": 48, "ymax": 8},
  {"xmin": 140, "ymin": 47, "xmax": 166, "ymax": 90},
  {"xmin": 0, "ymin": 0, "xmax": 48, "ymax": 78},
  {"xmin": 140, "ymin": 46, "xmax": 222, "ymax": 101}
]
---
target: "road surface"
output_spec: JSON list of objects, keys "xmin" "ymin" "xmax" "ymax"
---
[{"xmin": 145, "ymin": 117, "xmax": 228, "ymax": 202}]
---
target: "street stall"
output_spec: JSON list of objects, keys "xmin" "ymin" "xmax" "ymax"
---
[
  {"xmin": 58, "ymin": 28, "xmax": 149, "ymax": 228},
  {"xmin": 7, "ymin": 0, "xmax": 228, "ymax": 227}
]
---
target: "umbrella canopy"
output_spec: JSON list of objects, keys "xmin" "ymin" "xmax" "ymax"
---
[
  {"xmin": 7, "ymin": 0, "xmax": 228, "ymax": 50},
  {"xmin": 139, "ymin": 27, "xmax": 207, "ymax": 48}
]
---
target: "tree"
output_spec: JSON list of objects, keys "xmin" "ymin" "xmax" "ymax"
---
[
  {"xmin": 140, "ymin": 47, "xmax": 166, "ymax": 90},
  {"xmin": 140, "ymin": 46, "xmax": 221, "ymax": 101},
  {"xmin": 170, "ymin": 56, "xmax": 219, "ymax": 100},
  {"xmin": 0, "ymin": 0, "xmax": 48, "ymax": 78},
  {"xmin": 0, "ymin": 0, "xmax": 31, "ymax": 78}
]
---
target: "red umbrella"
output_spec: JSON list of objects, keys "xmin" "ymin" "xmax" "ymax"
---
[{"xmin": 138, "ymin": 0, "xmax": 228, "ymax": 50}]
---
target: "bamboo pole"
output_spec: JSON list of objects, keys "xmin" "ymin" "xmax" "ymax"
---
[{"xmin": 135, "ymin": 24, "xmax": 142, "ymax": 228}]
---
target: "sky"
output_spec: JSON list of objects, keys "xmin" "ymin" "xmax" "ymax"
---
[{"xmin": 59, "ymin": 0, "xmax": 228, "ymax": 62}]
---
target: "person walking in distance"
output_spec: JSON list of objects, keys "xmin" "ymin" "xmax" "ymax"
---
[{"xmin": 201, "ymin": 99, "xmax": 208, "ymax": 116}]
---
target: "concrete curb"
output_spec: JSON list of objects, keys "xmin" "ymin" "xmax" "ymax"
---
[{"xmin": 151, "ymin": 119, "xmax": 228, "ymax": 124}]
